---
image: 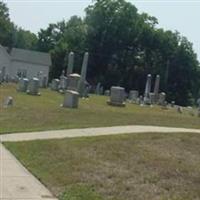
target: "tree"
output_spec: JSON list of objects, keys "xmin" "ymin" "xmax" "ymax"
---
[{"xmin": 0, "ymin": 1, "xmax": 13, "ymax": 46}]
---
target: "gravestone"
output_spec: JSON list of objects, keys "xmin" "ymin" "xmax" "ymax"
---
[
  {"xmin": 99, "ymin": 86, "xmax": 104, "ymax": 95},
  {"xmin": 60, "ymin": 76, "xmax": 68, "ymax": 90},
  {"xmin": 153, "ymin": 75, "xmax": 160, "ymax": 103},
  {"xmin": 17, "ymin": 78, "xmax": 29, "ymax": 92},
  {"xmin": 107, "ymin": 86, "xmax": 125, "ymax": 107},
  {"xmin": 79, "ymin": 52, "xmax": 89, "ymax": 97},
  {"xmin": 144, "ymin": 74, "xmax": 152, "ymax": 104},
  {"xmin": 129, "ymin": 90, "xmax": 139, "ymax": 102},
  {"xmin": 104, "ymin": 90, "xmax": 110, "ymax": 96},
  {"xmin": 63, "ymin": 90, "xmax": 79, "ymax": 108},
  {"xmin": 3, "ymin": 96, "xmax": 13, "ymax": 108},
  {"xmin": 149, "ymin": 92, "xmax": 156, "ymax": 104},
  {"xmin": 177, "ymin": 106, "xmax": 183, "ymax": 114},
  {"xmin": 66, "ymin": 52, "xmax": 74, "ymax": 77},
  {"xmin": 40, "ymin": 76, "xmax": 48, "ymax": 88},
  {"xmin": 51, "ymin": 79, "xmax": 60, "ymax": 91},
  {"xmin": 67, "ymin": 73, "xmax": 80, "ymax": 92},
  {"xmin": 27, "ymin": 77, "xmax": 40, "ymax": 95},
  {"xmin": 158, "ymin": 92, "xmax": 166, "ymax": 106},
  {"xmin": 171, "ymin": 101, "xmax": 175, "ymax": 107},
  {"xmin": 95, "ymin": 82, "xmax": 101, "ymax": 95}
]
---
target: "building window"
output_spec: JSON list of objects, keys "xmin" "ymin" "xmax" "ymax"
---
[{"xmin": 17, "ymin": 69, "xmax": 27, "ymax": 78}]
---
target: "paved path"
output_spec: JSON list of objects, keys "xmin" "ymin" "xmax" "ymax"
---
[
  {"xmin": 1, "ymin": 125, "xmax": 200, "ymax": 142},
  {"xmin": 0, "ymin": 143, "xmax": 57, "ymax": 200},
  {"xmin": 1, "ymin": 125, "xmax": 200, "ymax": 200}
]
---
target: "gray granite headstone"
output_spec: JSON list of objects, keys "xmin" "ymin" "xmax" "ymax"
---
[
  {"xmin": 27, "ymin": 77, "xmax": 40, "ymax": 95},
  {"xmin": 95, "ymin": 82, "xmax": 101, "ymax": 95},
  {"xmin": 63, "ymin": 90, "xmax": 79, "ymax": 108},
  {"xmin": 129, "ymin": 90, "xmax": 139, "ymax": 102},
  {"xmin": 144, "ymin": 74, "xmax": 152, "ymax": 104},
  {"xmin": 108, "ymin": 86, "xmax": 125, "ymax": 106},
  {"xmin": 149, "ymin": 92, "xmax": 156, "ymax": 104},
  {"xmin": 153, "ymin": 75, "xmax": 160, "ymax": 103},
  {"xmin": 3, "ymin": 96, "xmax": 13, "ymax": 107},
  {"xmin": 66, "ymin": 52, "xmax": 74, "ymax": 77},
  {"xmin": 99, "ymin": 86, "xmax": 104, "ymax": 95},
  {"xmin": 51, "ymin": 79, "xmax": 60, "ymax": 91},
  {"xmin": 158, "ymin": 92, "xmax": 166, "ymax": 106},
  {"xmin": 17, "ymin": 78, "xmax": 29, "ymax": 92},
  {"xmin": 104, "ymin": 90, "xmax": 110, "ymax": 96},
  {"xmin": 40, "ymin": 76, "xmax": 47, "ymax": 88},
  {"xmin": 67, "ymin": 73, "xmax": 80, "ymax": 92}
]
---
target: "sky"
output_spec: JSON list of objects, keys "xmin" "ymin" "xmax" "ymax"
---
[{"xmin": 3, "ymin": 0, "xmax": 200, "ymax": 61}]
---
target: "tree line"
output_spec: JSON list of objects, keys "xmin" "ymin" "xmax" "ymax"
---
[{"xmin": 0, "ymin": 0, "xmax": 199, "ymax": 106}]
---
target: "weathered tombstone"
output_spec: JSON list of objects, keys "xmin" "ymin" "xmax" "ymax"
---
[
  {"xmin": 149, "ymin": 92, "xmax": 156, "ymax": 104},
  {"xmin": 129, "ymin": 90, "xmax": 139, "ymax": 102},
  {"xmin": 40, "ymin": 76, "xmax": 48, "ymax": 88},
  {"xmin": 3, "ymin": 96, "xmax": 13, "ymax": 108},
  {"xmin": 79, "ymin": 52, "xmax": 89, "ymax": 97},
  {"xmin": 17, "ymin": 78, "xmax": 29, "ymax": 92},
  {"xmin": 60, "ymin": 76, "xmax": 68, "ymax": 90},
  {"xmin": 51, "ymin": 79, "xmax": 60, "ymax": 91},
  {"xmin": 107, "ymin": 86, "xmax": 125, "ymax": 107},
  {"xmin": 158, "ymin": 92, "xmax": 166, "ymax": 106},
  {"xmin": 177, "ymin": 106, "xmax": 183, "ymax": 114},
  {"xmin": 66, "ymin": 52, "xmax": 74, "ymax": 77},
  {"xmin": 27, "ymin": 77, "xmax": 40, "ymax": 95},
  {"xmin": 63, "ymin": 90, "xmax": 79, "ymax": 108},
  {"xmin": 104, "ymin": 90, "xmax": 110, "ymax": 96},
  {"xmin": 95, "ymin": 82, "xmax": 101, "ymax": 95},
  {"xmin": 67, "ymin": 73, "xmax": 80, "ymax": 92},
  {"xmin": 171, "ymin": 101, "xmax": 175, "ymax": 107},
  {"xmin": 99, "ymin": 86, "xmax": 104, "ymax": 95},
  {"xmin": 82, "ymin": 86, "xmax": 90, "ymax": 98},
  {"xmin": 144, "ymin": 74, "xmax": 152, "ymax": 104},
  {"xmin": 153, "ymin": 75, "xmax": 160, "ymax": 103}
]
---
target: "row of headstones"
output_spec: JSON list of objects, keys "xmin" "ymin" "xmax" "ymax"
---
[
  {"xmin": 17, "ymin": 77, "xmax": 41, "ymax": 95},
  {"xmin": 95, "ymin": 74, "xmax": 166, "ymax": 107}
]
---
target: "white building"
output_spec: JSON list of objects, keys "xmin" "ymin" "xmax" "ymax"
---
[{"xmin": 0, "ymin": 45, "xmax": 51, "ymax": 83}]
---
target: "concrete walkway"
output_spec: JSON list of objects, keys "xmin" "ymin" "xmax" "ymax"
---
[
  {"xmin": 1, "ymin": 125, "xmax": 200, "ymax": 200},
  {"xmin": 1, "ymin": 125, "xmax": 200, "ymax": 142},
  {"xmin": 0, "ymin": 143, "xmax": 57, "ymax": 200}
]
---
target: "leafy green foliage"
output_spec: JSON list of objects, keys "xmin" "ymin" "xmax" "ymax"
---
[{"xmin": 0, "ymin": 0, "xmax": 199, "ymax": 105}]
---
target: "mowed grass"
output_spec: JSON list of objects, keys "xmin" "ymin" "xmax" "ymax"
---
[
  {"xmin": 1, "ymin": 83, "xmax": 200, "ymax": 134},
  {"xmin": 5, "ymin": 132, "xmax": 200, "ymax": 200}
]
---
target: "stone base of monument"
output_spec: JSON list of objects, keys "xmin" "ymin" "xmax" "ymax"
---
[
  {"xmin": 107, "ymin": 100, "xmax": 126, "ymax": 107},
  {"xmin": 62, "ymin": 90, "xmax": 79, "ymax": 108},
  {"xmin": 27, "ymin": 90, "xmax": 41, "ymax": 96}
]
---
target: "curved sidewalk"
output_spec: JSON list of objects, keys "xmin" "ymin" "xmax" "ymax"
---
[
  {"xmin": 1, "ymin": 125, "xmax": 200, "ymax": 142},
  {"xmin": 1, "ymin": 125, "xmax": 200, "ymax": 200}
]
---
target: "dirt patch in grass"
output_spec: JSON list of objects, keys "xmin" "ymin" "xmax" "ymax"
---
[{"xmin": 5, "ymin": 132, "xmax": 200, "ymax": 200}]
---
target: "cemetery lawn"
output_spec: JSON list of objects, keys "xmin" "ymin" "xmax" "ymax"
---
[
  {"xmin": 1, "ymin": 83, "xmax": 200, "ymax": 134},
  {"xmin": 4, "ymin": 132, "xmax": 200, "ymax": 200}
]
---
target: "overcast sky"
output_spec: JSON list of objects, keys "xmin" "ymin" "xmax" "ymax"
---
[{"xmin": 3, "ymin": 0, "xmax": 200, "ymax": 61}]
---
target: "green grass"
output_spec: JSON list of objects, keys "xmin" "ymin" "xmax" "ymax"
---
[
  {"xmin": 5, "ymin": 132, "xmax": 200, "ymax": 200},
  {"xmin": 1, "ymin": 83, "xmax": 200, "ymax": 134}
]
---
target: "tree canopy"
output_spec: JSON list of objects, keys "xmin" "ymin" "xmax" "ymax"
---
[{"xmin": 0, "ymin": 0, "xmax": 199, "ymax": 105}]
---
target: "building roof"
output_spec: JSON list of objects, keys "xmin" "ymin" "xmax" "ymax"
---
[{"xmin": 7, "ymin": 47, "xmax": 51, "ymax": 66}]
